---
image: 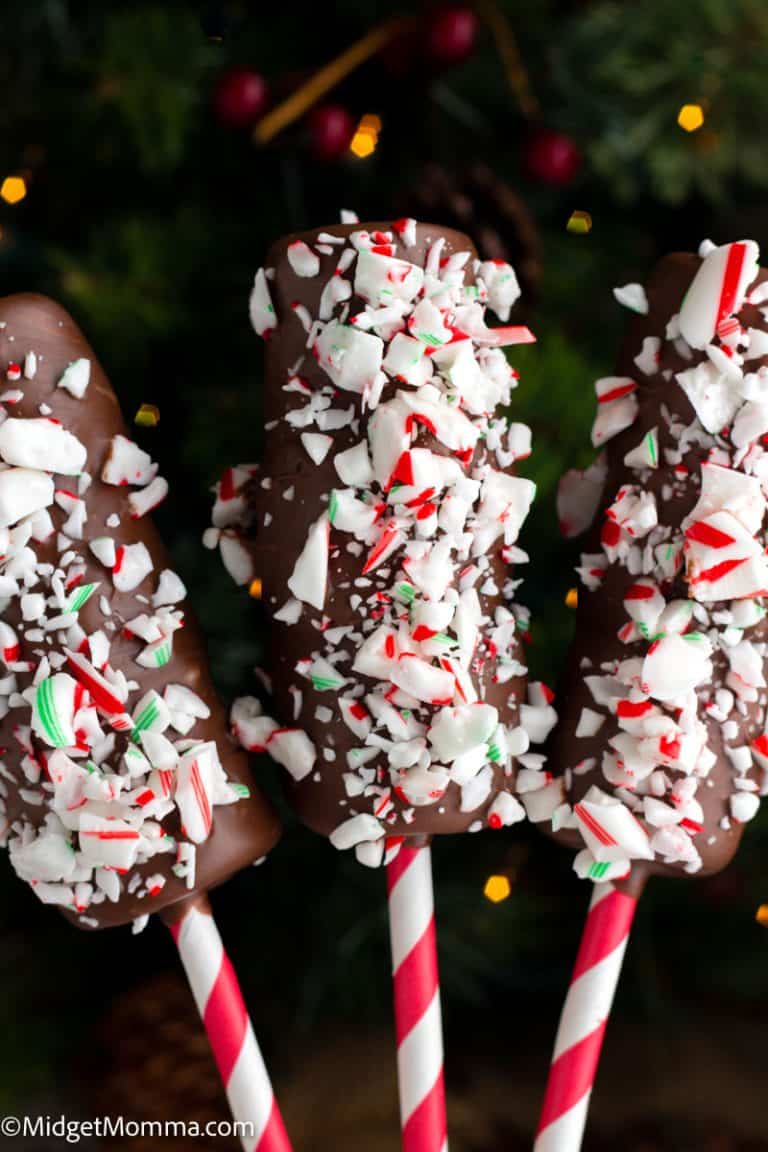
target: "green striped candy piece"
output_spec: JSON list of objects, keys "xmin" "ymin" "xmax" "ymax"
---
[
  {"xmin": 396, "ymin": 582, "xmax": 416, "ymax": 603},
  {"xmin": 131, "ymin": 695, "xmax": 162, "ymax": 743},
  {"xmin": 152, "ymin": 640, "xmax": 172, "ymax": 668},
  {"xmin": 67, "ymin": 583, "xmax": 99, "ymax": 613},
  {"xmin": 589, "ymin": 861, "xmax": 611, "ymax": 880},
  {"xmin": 36, "ymin": 679, "xmax": 70, "ymax": 747},
  {"xmin": 311, "ymin": 675, "xmax": 342, "ymax": 692},
  {"xmin": 232, "ymin": 782, "xmax": 251, "ymax": 799}
]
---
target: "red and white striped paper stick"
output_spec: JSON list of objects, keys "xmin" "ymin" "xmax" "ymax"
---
[
  {"xmin": 167, "ymin": 897, "xmax": 292, "ymax": 1152},
  {"xmin": 386, "ymin": 843, "xmax": 448, "ymax": 1152},
  {"xmin": 534, "ymin": 880, "xmax": 640, "ymax": 1152}
]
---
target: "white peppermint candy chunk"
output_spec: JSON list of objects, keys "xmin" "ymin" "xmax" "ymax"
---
[
  {"xmin": 745, "ymin": 327, "xmax": 768, "ymax": 359},
  {"xmin": 642, "ymin": 634, "xmax": 713, "ymax": 701},
  {"xmin": 519, "ymin": 703, "xmax": 557, "ymax": 745},
  {"xmin": 685, "ymin": 461, "xmax": 765, "ymax": 535},
  {"xmin": 460, "ymin": 764, "xmax": 494, "ymax": 812},
  {"xmin": 557, "ymin": 456, "xmax": 607, "ymax": 537},
  {"xmin": 287, "ymin": 240, "xmax": 320, "ymax": 277},
  {"xmin": 300, "ymin": 432, "xmax": 333, "ymax": 465},
  {"xmin": 230, "ymin": 695, "xmax": 278, "ymax": 751},
  {"xmin": 476, "ymin": 470, "xmax": 536, "ymax": 547},
  {"xmin": 591, "ymin": 379, "xmax": 638, "ymax": 446},
  {"xmin": 176, "ymin": 744, "xmax": 218, "ymax": 843},
  {"xmin": 355, "ymin": 839, "xmax": 385, "ymax": 868},
  {"xmin": 478, "ymin": 260, "xmax": 521, "ymax": 321},
  {"xmin": 113, "ymin": 542, "xmax": 153, "ymax": 592},
  {"xmin": 219, "ymin": 532, "xmax": 254, "ymax": 587},
  {"xmin": 287, "ymin": 513, "xmax": 329, "ymax": 610},
  {"xmin": 0, "ymin": 418, "xmax": 86, "ymax": 475},
  {"xmin": 57, "ymin": 358, "xmax": 91, "ymax": 398},
  {"xmin": 412, "ymin": 600, "xmax": 455, "ymax": 641},
  {"xmin": 731, "ymin": 792, "xmax": 760, "ymax": 823},
  {"xmin": 403, "ymin": 539, "xmax": 455, "ymax": 602},
  {"xmin": 330, "ymin": 812, "xmax": 385, "ymax": 851},
  {"xmin": 428, "ymin": 704, "xmax": 498, "ymax": 762},
  {"xmin": 79, "ymin": 814, "xmax": 141, "ymax": 870},
  {"xmin": 487, "ymin": 791, "xmax": 526, "ymax": 827},
  {"xmin": 726, "ymin": 640, "xmax": 766, "ymax": 701},
  {"xmin": 24, "ymin": 350, "xmax": 37, "ymax": 380},
  {"xmin": 164, "ymin": 683, "xmax": 210, "ymax": 720},
  {"xmin": 382, "ymin": 333, "xmax": 432, "ymax": 387},
  {"xmin": 249, "ymin": 267, "xmax": 277, "ymax": 338},
  {"xmin": 367, "ymin": 399, "xmax": 410, "ymax": 487},
  {"xmin": 315, "ymin": 321, "xmax": 384, "ymax": 394},
  {"xmin": 643, "ymin": 797, "xmax": 683, "ymax": 828},
  {"xmin": 613, "ymin": 283, "xmax": 648, "ymax": 314},
  {"xmin": 398, "ymin": 765, "xmax": 450, "ymax": 806},
  {"xmin": 128, "ymin": 476, "xmax": 168, "ymax": 518},
  {"xmin": 47, "ymin": 750, "xmax": 89, "ymax": 813},
  {"xmin": 634, "ymin": 337, "xmax": 661, "ymax": 376},
  {"xmin": 576, "ymin": 708, "xmax": 605, "ymax": 738},
  {"xmin": 101, "ymin": 435, "xmax": 156, "ymax": 487},
  {"xmin": 624, "ymin": 427, "xmax": 659, "ymax": 470},
  {"xmin": 521, "ymin": 778, "xmax": 565, "ymax": 822},
  {"xmin": 622, "ymin": 579, "xmax": 665, "ymax": 638},
  {"xmin": 657, "ymin": 602, "xmax": 693, "ymax": 642},
  {"xmin": 352, "ymin": 625, "xmax": 398, "ymax": 680},
  {"xmin": 390, "ymin": 654, "xmax": 454, "ymax": 704},
  {"xmin": 152, "ymin": 569, "xmax": 187, "ymax": 607},
  {"xmin": 408, "ymin": 298, "xmax": 451, "ymax": 346},
  {"xmin": 267, "ymin": 728, "xmax": 316, "ymax": 781},
  {"xmin": 329, "ymin": 489, "xmax": 377, "ymax": 538},
  {"xmin": 90, "ymin": 536, "xmax": 116, "ymax": 568},
  {"xmin": 573, "ymin": 849, "xmax": 631, "ymax": 883},
  {"xmin": 338, "ymin": 697, "xmax": 372, "ymax": 740},
  {"xmin": 10, "ymin": 824, "xmax": 77, "ymax": 882},
  {"xmin": 334, "ymin": 440, "xmax": 374, "ymax": 487},
  {"xmin": 732, "ymin": 400, "xmax": 768, "ymax": 448},
  {"xmin": 685, "ymin": 512, "xmax": 768, "ymax": 601},
  {"xmin": 139, "ymin": 730, "xmax": 179, "ymax": 771},
  {"xmin": 676, "ymin": 360, "xmax": 741, "ymax": 434},
  {"xmin": 0, "ymin": 467, "xmax": 53, "ymax": 527},
  {"xmin": 679, "ymin": 240, "xmax": 759, "ymax": 349},
  {"xmin": 444, "ymin": 342, "xmax": 507, "ymax": 416},
  {"xmin": 448, "ymin": 744, "xmax": 488, "ymax": 785},
  {"xmin": 354, "ymin": 248, "xmax": 424, "ymax": 306},
  {"xmin": 574, "ymin": 787, "xmax": 653, "ymax": 862}
]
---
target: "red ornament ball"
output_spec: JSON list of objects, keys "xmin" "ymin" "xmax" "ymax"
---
[
  {"xmin": 213, "ymin": 68, "xmax": 269, "ymax": 128},
  {"xmin": 427, "ymin": 6, "xmax": 479, "ymax": 65},
  {"xmin": 524, "ymin": 129, "xmax": 582, "ymax": 186},
  {"xmin": 307, "ymin": 103, "xmax": 356, "ymax": 161}
]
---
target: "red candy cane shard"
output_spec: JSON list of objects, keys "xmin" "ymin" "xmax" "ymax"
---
[
  {"xmin": 169, "ymin": 902, "xmax": 292, "ymax": 1152},
  {"xmin": 534, "ymin": 883, "xmax": 638, "ymax": 1152},
  {"xmin": 387, "ymin": 844, "xmax": 447, "ymax": 1152}
]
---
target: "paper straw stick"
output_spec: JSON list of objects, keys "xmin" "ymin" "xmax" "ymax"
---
[
  {"xmin": 386, "ymin": 843, "xmax": 448, "ymax": 1152},
  {"xmin": 166, "ymin": 896, "xmax": 292, "ymax": 1152},
  {"xmin": 534, "ymin": 880, "xmax": 641, "ymax": 1152}
]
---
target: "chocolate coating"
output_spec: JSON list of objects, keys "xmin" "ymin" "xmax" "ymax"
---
[
  {"xmin": 552, "ymin": 252, "xmax": 767, "ymax": 882},
  {"xmin": 241, "ymin": 221, "xmax": 536, "ymax": 844},
  {"xmin": 0, "ymin": 294, "xmax": 280, "ymax": 928}
]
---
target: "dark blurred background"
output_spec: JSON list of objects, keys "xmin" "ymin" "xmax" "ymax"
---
[{"xmin": 1, "ymin": 2, "xmax": 767, "ymax": 1148}]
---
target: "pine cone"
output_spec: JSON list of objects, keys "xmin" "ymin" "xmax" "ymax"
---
[
  {"xmin": 404, "ymin": 163, "xmax": 541, "ymax": 305},
  {"xmin": 88, "ymin": 971, "xmax": 237, "ymax": 1151}
]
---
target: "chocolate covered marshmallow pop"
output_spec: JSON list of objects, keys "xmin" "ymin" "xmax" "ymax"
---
[
  {"xmin": 206, "ymin": 216, "xmax": 556, "ymax": 1152},
  {"xmin": 0, "ymin": 295, "xmax": 290, "ymax": 1152},
  {"xmin": 535, "ymin": 241, "xmax": 768, "ymax": 1152}
]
